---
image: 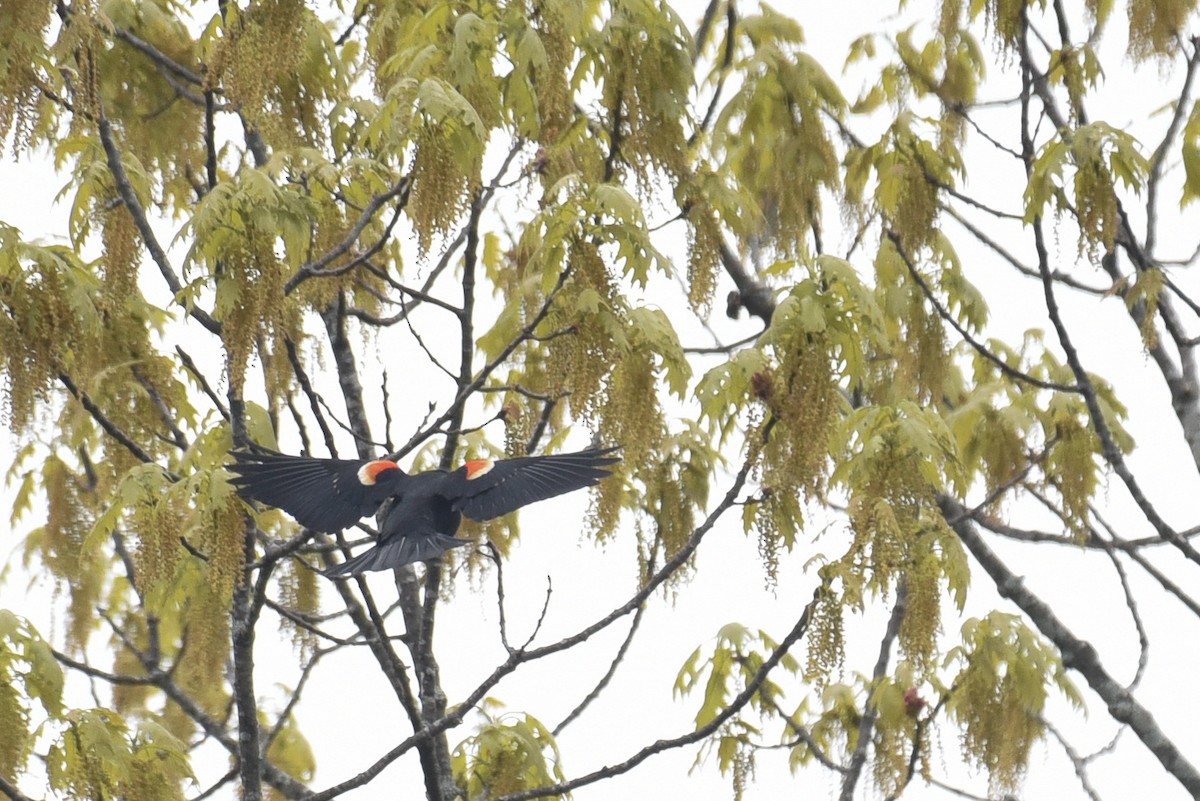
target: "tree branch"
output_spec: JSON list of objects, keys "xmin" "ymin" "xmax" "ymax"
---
[
  {"xmin": 96, "ymin": 104, "xmax": 221, "ymax": 334},
  {"xmin": 839, "ymin": 582, "xmax": 907, "ymax": 801},
  {"xmin": 491, "ymin": 584, "xmax": 823, "ymax": 801},
  {"xmin": 940, "ymin": 496, "xmax": 1200, "ymax": 795}
]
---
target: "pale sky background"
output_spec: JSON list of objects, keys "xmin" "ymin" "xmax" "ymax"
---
[{"xmin": 2, "ymin": 1, "xmax": 1199, "ymax": 800}]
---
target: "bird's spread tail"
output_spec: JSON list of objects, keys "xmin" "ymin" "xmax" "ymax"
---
[{"xmin": 322, "ymin": 534, "xmax": 471, "ymax": 577}]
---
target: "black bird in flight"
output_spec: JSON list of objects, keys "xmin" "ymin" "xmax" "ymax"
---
[{"xmin": 228, "ymin": 446, "xmax": 620, "ymax": 576}]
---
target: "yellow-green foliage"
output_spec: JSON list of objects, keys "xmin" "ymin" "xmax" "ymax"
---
[
  {"xmin": 1024, "ymin": 123, "xmax": 1149, "ymax": 259},
  {"xmin": 0, "ymin": 612, "xmax": 64, "ymax": 782},
  {"xmin": 786, "ymin": 680, "xmax": 863, "ymax": 768},
  {"xmin": 711, "ymin": 7, "xmax": 844, "ymax": 257},
  {"xmin": 358, "ymin": 3, "xmax": 489, "ymax": 239},
  {"xmin": 978, "ymin": 0, "xmax": 1029, "ymax": 52},
  {"xmin": 536, "ymin": 239, "xmax": 621, "ymax": 420},
  {"xmin": 674, "ymin": 623, "xmax": 801, "ymax": 759},
  {"xmin": 592, "ymin": 0, "xmax": 693, "ymax": 186},
  {"xmin": 0, "ymin": 0, "xmax": 1168, "ymax": 797},
  {"xmin": 47, "ymin": 709, "xmax": 191, "ymax": 801},
  {"xmin": 873, "ymin": 20, "xmax": 985, "ymax": 147},
  {"xmin": 847, "ymin": 121, "xmax": 962, "ymax": 255},
  {"xmin": 1126, "ymin": 267, "xmax": 1163, "ymax": 350},
  {"xmin": 408, "ymin": 78, "xmax": 485, "ymax": 252},
  {"xmin": 832, "ymin": 399, "xmax": 961, "ymax": 584},
  {"xmin": 526, "ymin": 0, "xmax": 590, "ymax": 143},
  {"xmin": 1181, "ymin": 101, "xmax": 1200, "ymax": 207},
  {"xmin": 84, "ymin": 443, "xmax": 246, "ymax": 721},
  {"xmin": 98, "ymin": 0, "xmax": 207, "ymax": 210},
  {"xmin": 900, "ymin": 527, "xmax": 969, "ymax": 676},
  {"xmin": 0, "ymin": 225, "xmax": 103, "ymax": 433},
  {"xmin": 0, "ymin": 0, "xmax": 55, "ymax": 152},
  {"xmin": 214, "ymin": 0, "xmax": 332, "ymax": 146},
  {"xmin": 684, "ymin": 196, "xmax": 723, "ymax": 316},
  {"xmin": 638, "ymin": 425, "xmax": 714, "ymax": 580},
  {"xmin": 110, "ymin": 635, "xmax": 151, "ymax": 715},
  {"xmin": 492, "ymin": 182, "xmax": 676, "ymax": 543},
  {"xmin": 946, "ymin": 613, "xmax": 1082, "ymax": 796},
  {"xmin": 805, "ymin": 401, "xmax": 968, "ymax": 695},
  {"xmin": 265, "ymin": 713, "xmax": 315, "ymax": 799},
  {"xmin": 186, "ymin": 168, "xmax": 308, "ymax": 392},
  {"xmin": 867, "ymin": 676, "xmax": 925, "ymax": 796},
  {"xmin": 1127, "ymin": 0, "xmax": 1198, "ymax": 61},
  {"xmin": 802, "ymin": 582, "xmax": 846, "ymax": 687},
  {"xmin": 696, "ymin": 258, "xmax": 885, "ymax": 580},
  {"xmin": 1044, "ymin": 399, "xmax": 1101, "ymax": 540},
  {"xmin": 276, "ymin": 557, "xmax": 320, "ymax": 662},
  {"xmin": 452, "ymin": 706, "xmax": 566, "ymax": 801},
  {"xmin": 948, "ymin": 388, "xmax": 1034, "ymax": 510},
  {"xmin": 1047, "ymin": 43, "xmax": 1103, "ymax": 122},
  {"xmin": 33, "ymin": 455, "xmax": 105, "ymax": 653}
]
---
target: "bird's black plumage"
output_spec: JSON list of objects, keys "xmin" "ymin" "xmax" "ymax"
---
[{"xmin": 226, "ymin": 446, "xmax": 620, "ymax": 576}]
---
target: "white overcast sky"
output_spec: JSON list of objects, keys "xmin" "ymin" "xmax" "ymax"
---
[{"xmin": 2, "ymin": 2, "xmax": 1199, "ymax": 800}]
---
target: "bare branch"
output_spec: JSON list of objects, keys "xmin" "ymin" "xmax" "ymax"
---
[
  {"xmin": 890, "ymin": 231, "xmax": 1080, "ymax": 393},
  {"xmin": 1145, "ymin": 37, "xmax": 1200, "ymax": 255},
  {"xmin": 1032, "ymin": 216, "xmax": 1200, "ymax": 565},
  {"xmin": 1041, "ymin": 716, "xmax": 1105, "ymax": 801},
  {"xmin": 839, "ymin": 583, "xmax": 907, "ymax": 801},
  {"xmin": 58, "ymin": 372, "xmax": 165, "ymax": 472},
  {"xmin": 285, "ymin": 179, "xmax": 410, "ymax": 294},
  {"xmin": 0, "ymin": 774, "xmax": 35, "ymax": 801},
  {"xmin": 940, "ymin": 495, "xmax": 1200, "ymax": 795},
  {"xmin": 96, "ymin": 104, "xmax": 222, "ymax": 334},
  {"xmin": 491, "ymin": 584, "xmax": 823, "ymax": 801},
  {"xmin": 552, "ymin": 597, "xmax": 647, "ymax": 736}
]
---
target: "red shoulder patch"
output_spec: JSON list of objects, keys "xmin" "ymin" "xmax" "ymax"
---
[
  {"xmin": 357, "ymin": 460, "xmax": 400, "ymax": 485},
  {"xmin": 464, "ymin": 459, "xmax": 494, "ymax": 480}
]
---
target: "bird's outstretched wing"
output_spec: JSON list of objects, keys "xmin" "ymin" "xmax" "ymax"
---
[
  {"xmin": 445, "ymin": 446, "xmax": 620, "ymax": 521},
  {"xmin": 227, "ymin": 448, "xmax": 403, "ymax": 532}
]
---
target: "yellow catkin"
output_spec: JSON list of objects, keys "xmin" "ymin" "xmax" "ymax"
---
[
  {"xmin": 0, "ymin": 666, "xmax": 31, "ymax": 777},
  {"xmin": 408, "ymin": 126, "xmax": 473, "ymax": 254},
  {"xmin": 896, "ymin": 299, "xmax": 947, "ymax": 404},
  {"xmin": 277, "ymin": 558, "xmax": 320, "ymax": 662},
  {"xmin": 111, "ymin": 642, "xmax": 151, "ymax": 713},
  {"xmin": 1049, "ymin": 417, "xmax": 1099, "ymax": 540},
  {"xmin": 534, "ymin": 0, "xmax": 576, "ymax": 145},
  {"xmin": 1073, "ymin": 160, "xmax": 1118, "ymax": 258},
  {"xmin": 871, "ymin": 717, "xmax": 917, "ymax": 797},
  {"xmin": 41, "ymin": 457, "xmax": 102, "ymax": 653},
  {"xmin": 219, "ymin": 0, "xmax": 308, "ymax": 142},
  {"xmin": 899, "ymin": 554, "xmax": 942, "ymax": 677},
  {"xmin": 175, "ymin": 579, "xmax": 231, "ymax": 715},
  {"xmin": 99, "ymin": 206, "xmax": 139, "ymax": 315},
  {"xmin": 804, "ymin": 588, "xmax": 845, "ymax": 687},
  {"xmin": 765, "ymin": 332, "xmax": 837, "ymax": 503},
  {"xmin": 893, "ymin": 160, "xmax": 939, "ymax": 254},
  {"xmin": 600, "ymin": 7, "xmax": 689, "ymax": 189},
  {"xmin": 131, "ymin": 496, "xmax": 183, "ymax": 607},
  {"xmin": 0, "ymin": 0, "xmax": 55, "ymax": 152},
  {"xmin": 1128, "ymin": 0, "xmax": 1195, "ymax": 61},
  {"xmin": 686, "ymin": 201, "xmax": 722, "ymax": 316},
  {"xmin": 982, "ymin": 0, "xmax": 1025, "ymax": 51}
]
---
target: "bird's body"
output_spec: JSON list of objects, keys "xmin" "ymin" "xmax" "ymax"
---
[{"xmin": 227, "ymin": 446, "xmax": 619, "ymax": 576}]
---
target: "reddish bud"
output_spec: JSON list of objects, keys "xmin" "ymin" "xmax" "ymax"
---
[
  {"xmin": 903, "ymin": 687, "xmax": 926, "ymax": 717},
  {"xmin": 751, "ymin": 369, "xmax": 775, "ymax": 402}
]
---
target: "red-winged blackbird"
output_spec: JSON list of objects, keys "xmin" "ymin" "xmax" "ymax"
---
[{"xmin": 228, "ymin": 446, "xmax": 620, "ymax": 576}]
